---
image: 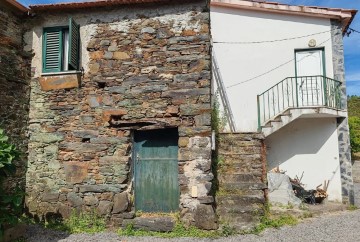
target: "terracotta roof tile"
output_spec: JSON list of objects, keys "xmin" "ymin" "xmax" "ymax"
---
[
  {"xmin": 4, "ymin": 0, "xmax": 28, "ymax": 13},
  {"xmin": 29, "ymin": 0, "xmax": 182, "ymax": 11}
]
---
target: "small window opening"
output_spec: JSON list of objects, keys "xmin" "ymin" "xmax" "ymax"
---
[
  {"xmin": 82, "ymin": 138, "xmax": 90, "ymax": 143},
  {"xmin": 98, "ymin": 82, "xmax": 106, "ymax": 89}
]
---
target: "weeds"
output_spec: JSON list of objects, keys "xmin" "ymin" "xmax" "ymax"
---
[
  {"xmin": 62, "ymin": 210, "xmax": 106, "ymax": 234},
  {"xmin": 118, "ymin": 222, "xmax": 220, "ymax": 238},
  {"xmin": 250, "ymin": 215, "xmax": 298, "ymax": 235},
  {"xmin": 347, "ymin": 205, "xmax": 358, "ymax": 211},
  {"xmin": 24, "ymin": 210, "xmax": 107, "ymax": 234}
]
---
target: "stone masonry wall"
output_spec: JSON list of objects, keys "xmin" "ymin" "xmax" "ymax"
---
[
  {"xmin": 216, "ymin": 133, "xmax": 267, "ymax": 230},
  {"xmin": 0, "ymin": 2, "xmax": 31, "ymax": 189},
  {"xmin": 25, "ymin": 1, "xmax": 216, "ymax": 229},
  {"xmin": 331, "ymin": 20, "xmax": 354, "ymax": 204}
]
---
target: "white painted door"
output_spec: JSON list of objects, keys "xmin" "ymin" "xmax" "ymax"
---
[{"xmin": 296, "ymin": 50, "xmax": 324, "ymax": 106}]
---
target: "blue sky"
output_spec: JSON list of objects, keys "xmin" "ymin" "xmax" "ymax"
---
[{"xmin": 19, "ymin": 0, "xmax": 359, "ymax": 96}]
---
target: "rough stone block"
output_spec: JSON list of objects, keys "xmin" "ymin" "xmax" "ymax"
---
[
  {"xmin": 84, "ymin": 195, "xmax": 99, "ymax": 206},
  {"xmin": 113, "ymin": 52, "xmax": 130, "ymax": 60},
  {"xmin": 30, "ymin": 133, "xmax": 64, "ymax": 144},
  {"xmin": 112, "ymin": 192, "xmax": 129, "ymax": 214},
  {"xmin": 64, "ymin": 161, "xmax": 88, "ymax": 184},
  {"xmin": 123, "ymin": 217, "xmax": 175, "ymax": 232},
  {"xmin": 194, "ymin": 204, "xmax": 218, "ymax": 230},
  {"xmin": 42, "ymin": 192, "xmax": 59, "ymax": 202},
  {"xmin": 79, "ymin": 184, "xmax": 124, "ymax": 193},
  {"xmin": 102, "ymin": 109, "xmax": 128, "ymax": 122},
  {"xmin": 97, "ymin": 201, "xmax": 113, "ymax": 215},
  {"xmin": 67, "ymin": 192, "xmax": 83, "ymax": 207}
]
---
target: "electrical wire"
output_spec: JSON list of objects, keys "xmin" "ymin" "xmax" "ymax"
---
[
  {"xmin": 225, "ymin": 38, "xmax": 331, "ymax": 89},
  {"xmin": 349, "ymin": 28, "xmax": 360, "ymax": 34},
  {"xmin": 213, "ymin": 30, "xmax": 330, "ymax": 45}
]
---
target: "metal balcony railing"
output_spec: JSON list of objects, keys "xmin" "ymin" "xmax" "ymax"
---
[{"xmin": 257, "ymin": 75, "xmax": 342, "ymax": 129}]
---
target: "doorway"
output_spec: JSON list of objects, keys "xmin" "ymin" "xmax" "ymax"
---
[
  {"xmin": 295, "ymin": 48, "xmax": 325, "ymax": 106},
  {"xmin": 133, "ymin": 128, "xmax": 179, "ymax": 212}
]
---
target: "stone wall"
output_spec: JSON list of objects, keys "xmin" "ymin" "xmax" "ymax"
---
[
  {"xmin": 331, "ymin": 20, "xmax": 354, "ymax": 204},
  {"xmin": 25, "ymin": 1, "xmax": 216, "ymax": 229},
  {"xmin": 0, "ymin": 2, "xmax": 31, "ymax": 189},
  {"xmin": 216, "ymin": 133, "xmax": 267, "ymax": 230}
]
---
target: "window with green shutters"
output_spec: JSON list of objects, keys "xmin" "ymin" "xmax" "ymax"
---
[{"xmin": 42, "ymin": 18, "xmax": 80, "ymax": 73}]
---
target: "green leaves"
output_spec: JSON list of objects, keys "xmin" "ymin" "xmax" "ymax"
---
[
  {"xmin": 0, "ymin": 129, "xmax": 19, "ymax": 173},
  {"xmin": 349, "ymin": 116, "xmax": 360, "ymax": 155},
  {"xmin": 348, "ymin": 96, "xmax": 360, "ymax": 158},
  {"xmin": 0, "ymin": 128, "xmax": 23, "ymax": 239}
]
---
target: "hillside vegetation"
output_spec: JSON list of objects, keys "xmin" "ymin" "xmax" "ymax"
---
[{"xmin": 348, "ymin": 96, "xmax": 360, "ymax": 158}]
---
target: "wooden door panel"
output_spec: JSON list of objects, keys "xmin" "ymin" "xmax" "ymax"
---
[{"xmin": 134, "ymin": 128, "xmax": 179, "ymax": 212}]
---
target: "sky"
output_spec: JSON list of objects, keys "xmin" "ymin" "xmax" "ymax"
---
[{"xmin": 18, "ymin": 0, "xmax": 360, "ymax": 96}]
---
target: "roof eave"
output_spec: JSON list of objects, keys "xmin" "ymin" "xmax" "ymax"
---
[
  {"xmin": 211, "ymin": 1, "xmax": 357, "ymax": 35},
  {"xmin": 29, "ymin": 0, "xmax": 179, "ymax": 11},
  {"xmin": 5, "ymin": 0, "xmax": 28, "ymax": 13}
]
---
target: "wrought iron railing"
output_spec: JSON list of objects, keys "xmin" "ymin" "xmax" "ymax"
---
[{"xmin": 257, "ymin": 76, "xmax": 342, "ymax": 129}]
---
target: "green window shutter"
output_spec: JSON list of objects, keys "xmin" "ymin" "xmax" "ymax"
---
[
  {"xmin": 68, "ymin": 18, "xmax": 80, "ymax": 70},
  {"xmin": 43, "ymin": 28, "xmax": 62, "ymax": 72}
]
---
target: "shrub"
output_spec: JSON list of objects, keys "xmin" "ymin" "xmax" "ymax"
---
[
  {"xmin": 349, "ymin": 116, "xmax": 360, "ymax": 155},
  {"xmin": 0, "ymin": 129, "xmax": 23, "ymax": 238}
]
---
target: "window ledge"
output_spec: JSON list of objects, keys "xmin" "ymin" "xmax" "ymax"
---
[{"xmin": 41, "ymin": 71, "xmax": 81, "ymax": 76}]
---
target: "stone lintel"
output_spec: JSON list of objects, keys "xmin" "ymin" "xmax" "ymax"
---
[{"xmin": 39, "ymin": 73, "xmax": 81, "ymax": 91}]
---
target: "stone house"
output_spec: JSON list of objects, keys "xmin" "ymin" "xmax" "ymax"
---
[
  {"xmin": 1, "ymin": 0, "xmax": 357, "ymax": 232},
  {"xmin": 211, "ymin": 0, "xmax": 357, "ymax": 204},
  {"xmin": 20, "ymin": 0, "xmax": 215, "ymax": 230}
]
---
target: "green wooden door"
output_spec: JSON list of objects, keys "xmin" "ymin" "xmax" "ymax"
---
[{"xmin": 134, "ymin": 128, "xmax": 179, "ymax": 212}]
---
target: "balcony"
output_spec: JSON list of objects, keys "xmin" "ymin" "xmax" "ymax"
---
[{"xmin": 257, "ymin": 76, "xmax": 346, "ymax": 136}]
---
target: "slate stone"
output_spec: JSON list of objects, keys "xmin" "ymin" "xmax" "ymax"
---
[
  {"xmin": 157, "ymin": 28, "xmax": 173, "ymax": 39},
  {"xmin": 67, "ymin": 192, "xmax": 83, "ymax": 207},
  {"xmin": 141, "ymin": 27, "xmax": 155, "ymax": 34},
  {"xmin": 123, "ymin": 217, "xmax": 175, "ymax": 232},
  {"xmin": 112, "ymin": 192, "xmax": 129, "ymax": 213},
  {"xmin": 107, "ymin": 86, "xmax": 127, "ymax": 94},
  {"xmin": 73, "ymin": 130, "xmax": 99, "ymax": 139},
  {"xmin": 60, "ymin": 143, "xmax": 108, "ymax": 153},
  {"xmin": 42, "ymin": 192, "xmax": 59, "ymax": 202},
  {"xmin": 194, "ymin": 113, "xmax": 211, "ymax": 126},
  {"xmin": 100, "ymin": 40, "xmax": 110, "ymax": 46},
  {"xmin": 30, "ymin": 133, "xmax": 64, "ymax": 144},
  {"xmin": 79, "ymin": 184, "xmax": 125, "ymax": 193},
  {"xmin": 194, "ymin": 204, "xmax": 218, "ymax": 230},
  {"xmin": 97, "ymin": 201, "xmax": 113, "ymax": 215},
  {"xmin": 84, "ymin": 195, "xmax": 99, "ymax": 206},
  {"xmin": 198, "ymin": 196, "xmax": 214, "ymax": 204},
  {"xmin": 64, "ymin": 161, "xmax": 88, "ymax": 184},
  {"xmin": 88, "ymin": 96, "xmax": 100, "ymax": 108}
]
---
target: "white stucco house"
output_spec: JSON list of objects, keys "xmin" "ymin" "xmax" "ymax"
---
[{"xmin": 211, "ymin": 0, "xmax": 357, "ymax": 203}]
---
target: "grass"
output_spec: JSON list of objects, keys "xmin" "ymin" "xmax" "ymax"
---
[
  {"xmin": 118, "ymin": 222, "xmax": 221, "ymax": 238},
  {"xmin": 250, "ymin": 215, "xmax": 298, "ymax": 235},
  {"xmin": 347, "ymin": 205, "xmax": 358, "ymax": 211},
  {"xmin": 22, "ymin": 210, "xmax": 106, "ymax": 234}
]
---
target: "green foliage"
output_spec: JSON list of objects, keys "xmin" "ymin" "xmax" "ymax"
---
[
  {"xmin": 250, "ymin": 215, "xmax": 298, "ymax": 235},
  {"xmin": 118, "ymin": 222, "xmax": 220, "ymax": 238},
  {"xmin": 211, "ymin": 93, "xmax": 227, "ymax": 133},
  {"xmin": 220, "ymin": 224, "xmax": 237, "ymax": 237},
  {"xmin": 348, "ymin": 96, "xmax": 360, "ymax": 117},
  {"xmin": 0, "ymin": 129, "xmax": 23, "ymax": 239},
  {"xmin": 58, "ymin": 210, "xmax": 106, "ymax": 234},
  {"xmin": 349, "ymin": 116, "xmax": 360, "ymax": 155},
  {"xmin": 346, "ymin": 205, "xmax": 358, "ymax": 211},
  {"xmin": 348, "ymin": 96, "xmax": 360, "ymax": 158}
]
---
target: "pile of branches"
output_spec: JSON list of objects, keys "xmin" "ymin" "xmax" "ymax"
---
[{"xmin": 290, "ymin": 172, "xmax": 329, "ymax": 204}]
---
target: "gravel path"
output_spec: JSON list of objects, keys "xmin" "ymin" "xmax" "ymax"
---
[{"xmin": 24, "ymin": 209, "xmax": 360, "ymax": 242}]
